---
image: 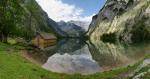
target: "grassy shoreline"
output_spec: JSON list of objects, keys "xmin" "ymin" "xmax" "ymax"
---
[{"xmin": 0, "ymin": 43, "xmax": 149, "ymax": 79}]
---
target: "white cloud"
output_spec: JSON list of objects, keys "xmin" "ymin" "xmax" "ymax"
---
[{"xmin": 35, "ymin": 0, "xmax": 93, "ymax": 22}]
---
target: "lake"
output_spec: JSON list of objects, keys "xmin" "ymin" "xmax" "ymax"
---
[{"xmin": 23, "ymin": 39, "xmax": 150, "ymax": 75}]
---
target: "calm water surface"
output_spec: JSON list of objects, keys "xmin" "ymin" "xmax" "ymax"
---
[{"xmin": 23, "ymin": 39, "xmax": 150, "ymax": 75}]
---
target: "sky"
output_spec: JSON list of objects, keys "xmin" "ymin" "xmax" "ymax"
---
[{"xmin": 35, "ymin": 0, "xmax": 106, "ymax": 22}]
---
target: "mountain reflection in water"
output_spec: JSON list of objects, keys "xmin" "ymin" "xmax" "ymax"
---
[{"xmin": 23, "ymin": 39, "xmax": 150, "ymax": 75}]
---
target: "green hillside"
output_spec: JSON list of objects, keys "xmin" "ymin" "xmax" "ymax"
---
[{"xmin": 0, "ymin": 0, "xmax": 63, "ymax": 41}]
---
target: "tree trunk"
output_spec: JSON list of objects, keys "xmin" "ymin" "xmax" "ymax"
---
[
  {"xmin": 0, "ymin": 33, "xmax": 2, "ymax": 42},
  {"xmin": 1, "ymin": 33, "xmax": 7, "ymax": 43},
  {"xmin": 3, "ymin": 37, "xmax": 7, "ymax": 43}
]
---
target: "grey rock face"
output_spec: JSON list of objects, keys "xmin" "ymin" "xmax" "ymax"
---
[
  {"xmin": 57, "ymin": 21, "xmax": 86, "ymax": 37},
  {"xmin": 88, "ymin": 0, "xmax": 128, "ymax": 36},
  {"xmin": 47, "ymin": 19, "xmax": 67, "ymax": 37},
  {"xmin": 88, "ymin": 0, "xmax": 150, "ymax": 43},
  {"xmin": 69, "ymin": 20, "xmax": 90, "ymax": 31},
  {"xmin": 131, "ymin": 59, "xmax": 150, "ymax": 79}
]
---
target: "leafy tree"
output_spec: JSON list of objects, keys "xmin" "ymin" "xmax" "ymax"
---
[{"xmin": 0, "ymin": 0, "xmax": 23, "ymax": 42}]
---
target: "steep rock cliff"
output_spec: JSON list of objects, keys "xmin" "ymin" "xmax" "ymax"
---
[{"xmin": 88, "ymin": 0, "xmax": 150, "ymax": 43}]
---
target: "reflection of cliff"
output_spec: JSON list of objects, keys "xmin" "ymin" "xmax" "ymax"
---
[
  {"xmin": 88, "ymin": 41, "xmax": 129, "ymax": 70},
  {"xmin": 23, "ymin": 39, "xmax": 86, "ymax": 65},
  {"xmin": 54, "ymin": 39, "xmax": 86, "ymax": 55},
  {"xmin": 43, "ymin": 44, "xmax": 100, "ymax": 75},
  {"xmin": 23, "ymin": 39, "xmax": 150, "ymax": 74},
  {"xmin": 88, "ymin": 41, "xmax": 150, "ymax": 71}
]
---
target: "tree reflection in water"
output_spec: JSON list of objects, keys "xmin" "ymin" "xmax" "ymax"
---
[{"xmin": 23, "ymin": 39, "xmax": 150, "ymax": 75}]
